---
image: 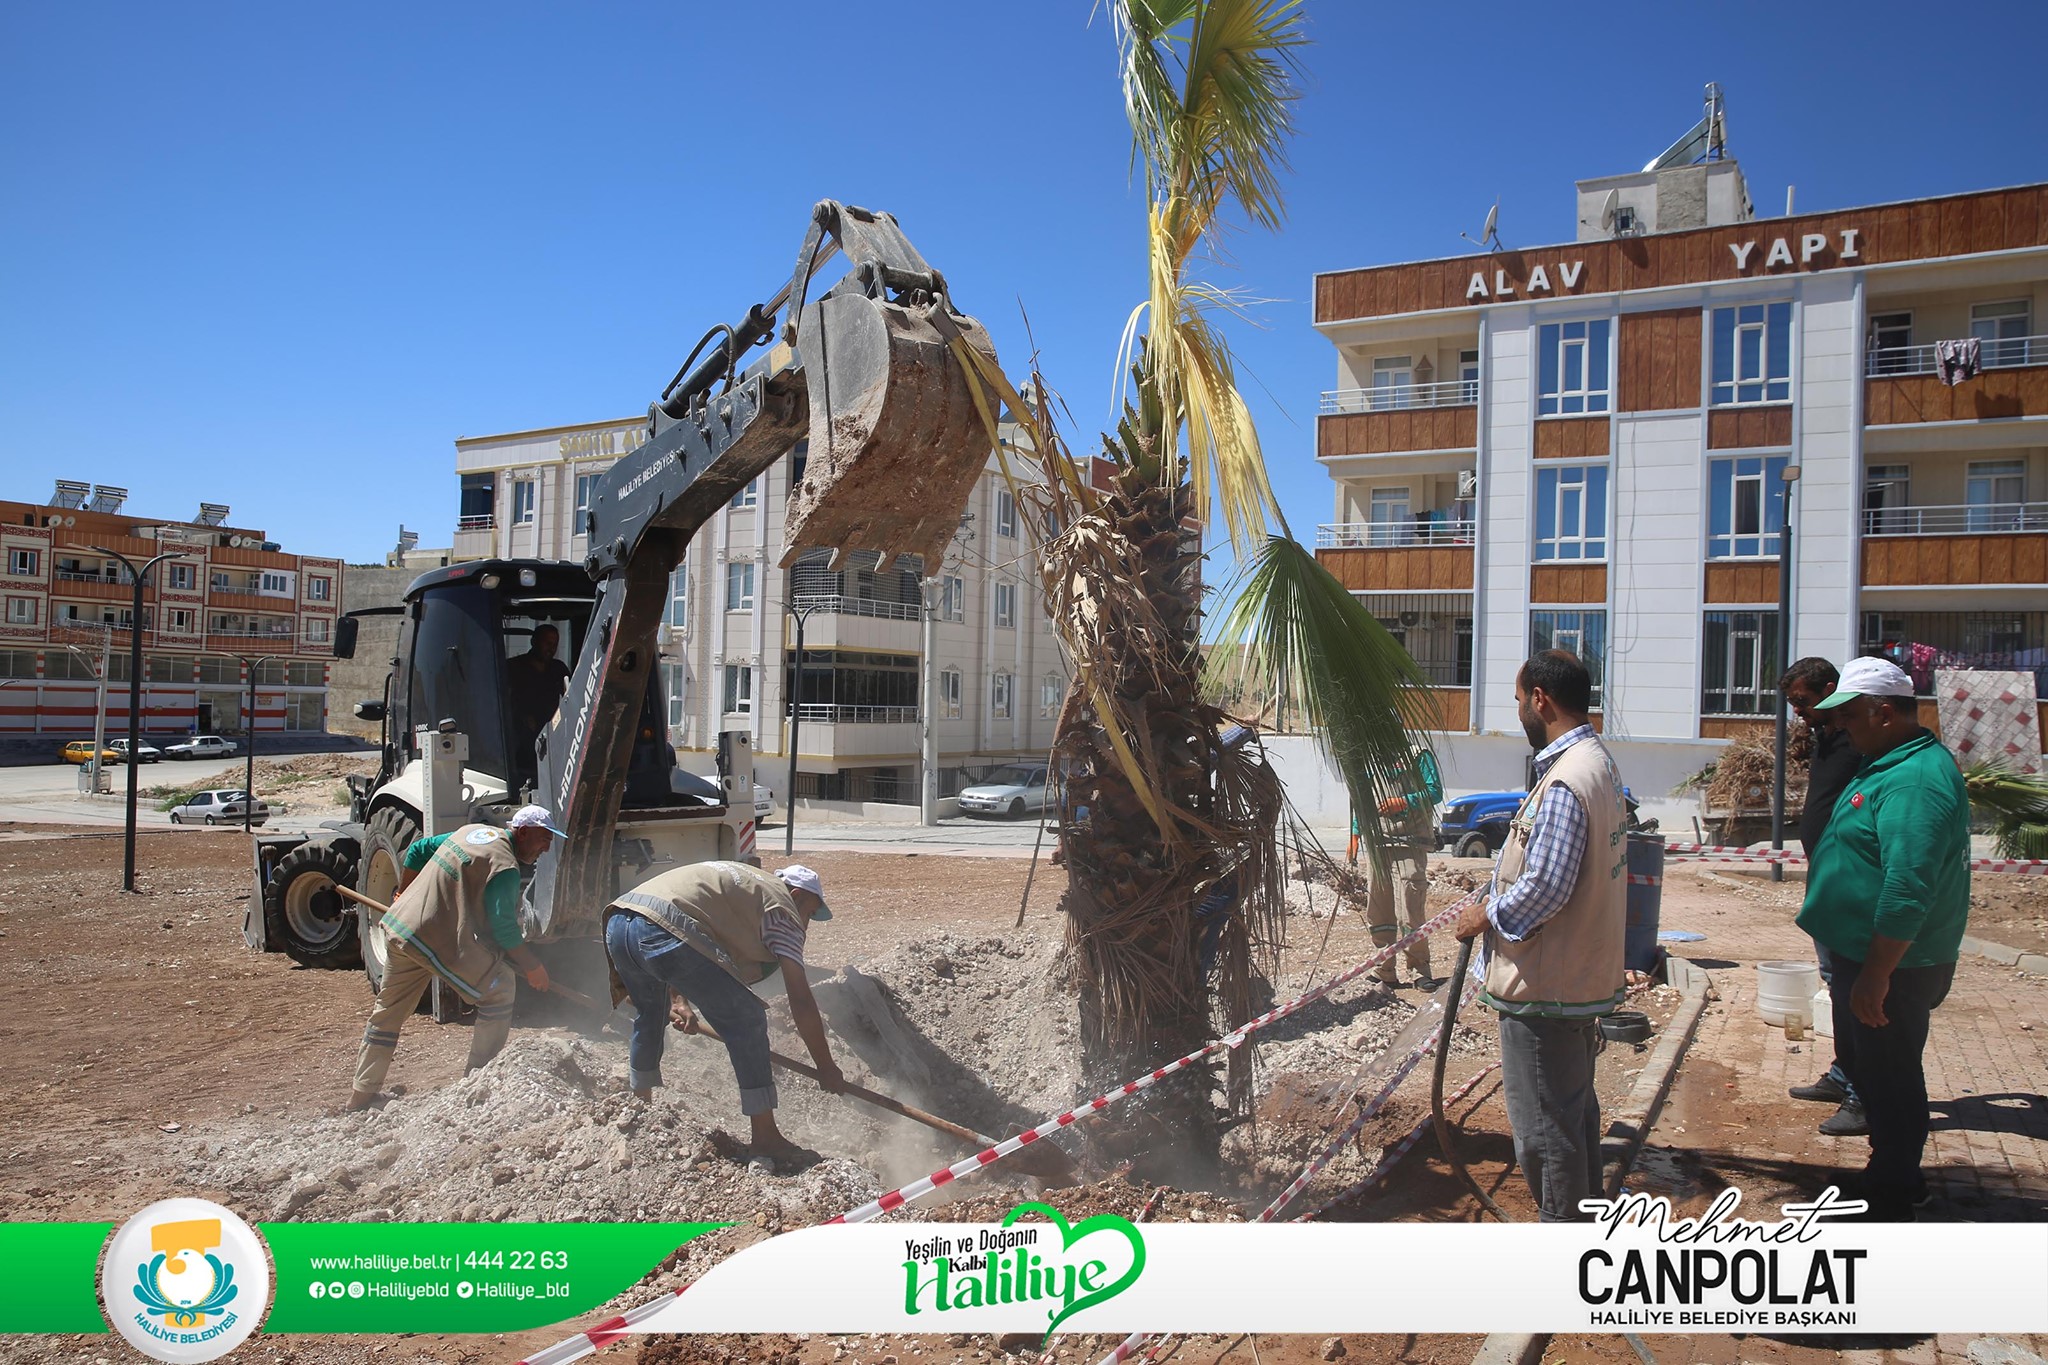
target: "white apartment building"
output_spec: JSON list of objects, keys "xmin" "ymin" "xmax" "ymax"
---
[
  {"xmin": 1313, "ymin": 158, "xmax": 2048, "ymax": 814},
  {"xmin": 451, "ymin": 418, "xmax": 1067, "ymax": 803}
]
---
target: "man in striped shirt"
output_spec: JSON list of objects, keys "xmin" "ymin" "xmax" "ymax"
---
[{"xmin": 603, "ymin": 861, "xmax": 845, "ymax": 1169}]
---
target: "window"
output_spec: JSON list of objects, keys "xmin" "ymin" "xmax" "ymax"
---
[
  {"xmin": 1370, "ymin": 355, "xmax": 1413, "ymax": 410},
  {"xmin": 789, "ymin": 439, "xmax": 810, "ymax": 492},
  {"xmin": 285, "ymin": 693, "xmax": 324, "ymax": 730},
  {"xmin": 6, "ymin": 598, "xmax": 34, "ymax": 624},
  {"xmin": 6, "ymin": 549, "xmax": 36, "ymax": 577},
  {"xmin": 991, "ymin": 671, "xmax": 1013, "ymax": 720},
  {"xmin": 198, "ymin": 657, "xmax": 238, "ymax": 684},
  {"xmin": 167, "ymin": 609, "xmax": 194, "ymax": 634},
  {"xmin": 1863, "ymin": 465, "xmax": 1910, "ymax": 535},
  {"xmin": 1537, "ymin": 319, "xmax": 1611, "ymax": 415},
  {"xmin": 1966, "ymin": 460, "xmax": 2027, "ymax": 532},
  {"xmin": 724, "ymin": 561, "xmax": 755, "ymax": 612},
  {"xmin": 1702, "ymin": 611, "xmax": 1780, "ymax": 716},
  {"xmin": 1529, "ymin": 610, "xmax": 1606, "ymax": 708},
  {"xmin": 1459, "ymin": 349, "xmax": 1480, "ymax": 404},
  {"xmin": 728, "ymin": 478, "xmax": 758, "ymax": 510},
  {"xmin": 1708, "ymin": 455, "xmax": 1790, "ymax": 557},
  {"xmin": 1534, "ymin": 464, "xmax": 1609, "ymax": 561},
  {"xmin": 307, "ymin": 575, "xmax": 330, "ymax": 601},
  {"xmin": 0, "ymin": 650, "xmax": 33, "ymax": 679},
  {"xmin": 1710, "ymin": 302, "xmax": 1792, "ymax": 405},
  {"xmin": 996, "ymin": 489, "xmax": 1018, "ymax": 538},
  {"xmin": 721, "ymin": 663, "xmax": 752, "ymax": 715},
  {"xmin": 260, "ymin": 572, "xmax": 290, "ymax": 595},
  {"xmin": 664, "ymin": 662, "xmax": 687, "ymax": 729},
  {"xmin": 210, "ymin": 571, "xmax": 231, "ymax": 592},
  {"xmin": 146, "ymin": 655, "xmax": 184, "ymax": 683},
  {"xmin": 994, "ymin": 582, "xmax": 1016, "ymax": 629},
  {"xmin": 305, "ymin": 618, "xmax": 330, "ymax": 643},
  {"xmin": 1368, "ymin": 487, "xmax": 1411, "ymax": 547},
  {"xmin": 1867, "ymin": 311, "xmax": 1913, "ymax": 374},
  {"xmin": 666, "ymin": 567, "xmax": 689, "ymax": 629},
  {"xmin": 1040, "ymin": 673, "xmax": 1063, "ymax": 719},
  {"xmin": 940, "ymin": 667, "xmax": 962, "ymax": 719},
  {"xmin": 1971, "ymin": 300, "xmax": 2033, "ymax": 368},
  {"xmin": 942, "ymin": 575, "xmax": 965, "ymax": 622},
  {"xmin": 459, "ymin": 472, "xmax": 495, "ymax": 525},
  {"xmin": 287, "ymin": 660, "xmax": 324, "ymax": 686},
  {"xmin": 575, "ymin": 472, "xmax": 602, "ymax": 518},
  {"xmin": 511, "ymin": 479, "xmax": 536, "ymax": 524},
  {"xmin": 165, "ymin": 562, "xmax": 193, "ymax": 590}
]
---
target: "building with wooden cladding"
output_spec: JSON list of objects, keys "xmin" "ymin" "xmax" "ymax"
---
[
  {"xmin": 1314, "ymin": 155, "xmax": 2047, "ymax": 806},
  {"xmin": 0, "ymin": 484, "xmax": 340, "ymax": 740}
]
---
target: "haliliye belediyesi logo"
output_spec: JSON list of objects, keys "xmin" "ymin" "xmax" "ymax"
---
[
  {"xmin": 902, "ymin": 1202, "xmax": 1147, "ymax": 1341},
  {"xmin": 102, "ymin": 1198, "xmax": 272, "ymax": 1363}
]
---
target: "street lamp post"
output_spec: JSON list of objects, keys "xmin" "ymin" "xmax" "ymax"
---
[
  {"xmin": 95, "ymin": 546, "xmax": 187, "ymax": 892},
  {"xmin": 1769, "ymin": 466, "xmax": 1801, "ymax": 884},
  {"xmin": 231, "ymin": 653, "xmax": 283, "ymax": 832},
  {"xmin": 783, "ymin": 599, "xmax": 825, "ymax": 856}
]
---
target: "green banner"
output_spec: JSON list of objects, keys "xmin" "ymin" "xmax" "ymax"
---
[
  {"xmin": 259, "ymin": 1222, "xmax": 723, "ymax": 1334},
  {"xmin": 0, "ymin": 1224, "xmax": 113, "ymax": 1332}
]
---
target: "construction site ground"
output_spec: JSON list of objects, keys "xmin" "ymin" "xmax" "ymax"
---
[{"xmin": 1, "ymin": 827, "xmax": 2042, "ymax": 1365}]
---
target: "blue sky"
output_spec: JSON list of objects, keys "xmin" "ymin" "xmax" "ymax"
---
[{"xmin": 4, "ymin": 2, "xmax": 2045, "ymax": 566}]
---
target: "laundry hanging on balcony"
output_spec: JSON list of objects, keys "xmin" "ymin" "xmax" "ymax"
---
[{"xmin": 1934, "ymin": 337, "xmax": 1982, "ymax": 386}]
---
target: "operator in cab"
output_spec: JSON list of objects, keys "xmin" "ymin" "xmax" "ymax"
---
[
  {"xmin": 507, "ymin": 623, "xmax": 572, "ymax": 759},
  {"xmin": 346, "ymin": 805, "xmax": 564, "ymax": 1111}
]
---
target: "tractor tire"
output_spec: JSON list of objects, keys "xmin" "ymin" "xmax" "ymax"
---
[
  {"xmin": 357, "ymin": 806, "xmax": 420, "ymax": 997},
  {"xmin": 1454, "ymin": 832, "xmax": 1491, "ymax": 859},
  {"xmin": 263, "ymin": 839, "xmax": 364, "ymax": 970}
]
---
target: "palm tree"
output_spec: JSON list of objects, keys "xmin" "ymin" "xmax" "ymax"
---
[{"xmin": 945, "ymin": 0, "xmax": 1431, "ymax": 1167}]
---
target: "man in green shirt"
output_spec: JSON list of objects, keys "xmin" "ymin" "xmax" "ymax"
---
[
  {"xmin": 1793, "ymin": 658, "xmax": 1969, "ymax": 1220},
  {"xmin": 1355, "ymin": 747, "xmax": 1443, "ymax": 989}
]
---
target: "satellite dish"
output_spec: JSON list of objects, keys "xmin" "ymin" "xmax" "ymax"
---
[
  {"xmin": 1460, "ymin": 200, "xmax": 1504, "ymax": 253},
  {"xmin": 1600, "ymin": 188, "xmax": 1620, "ymax": 234}
]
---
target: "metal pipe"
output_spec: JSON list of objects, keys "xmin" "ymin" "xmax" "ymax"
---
[{"xmin": 1770, "ymin": 471, "xmax": 1798, "ymax": 882}]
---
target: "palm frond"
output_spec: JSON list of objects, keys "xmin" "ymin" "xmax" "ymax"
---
[
  {"xmin": 1205, "ymin": 535, "xmax": 1435, "ymax": 873},
  {"xmin": 1174, "ymin": 0, "xmax": 1305, "ymax": 233},
  {"xmin": 1963, "ymin": 761, "xmax": 2048, "ymax": 859}
]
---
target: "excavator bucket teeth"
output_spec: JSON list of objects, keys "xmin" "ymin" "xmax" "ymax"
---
[{"xmin": 782, "ymin": 290, "xmax": 999, "ymax": 573}]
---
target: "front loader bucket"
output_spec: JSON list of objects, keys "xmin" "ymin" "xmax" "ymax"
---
[{"xmin": 781, "ymin": 290, "xmax": 999, "ymax": 573}]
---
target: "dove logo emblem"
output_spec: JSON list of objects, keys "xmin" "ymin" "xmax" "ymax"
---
[{"xmin": 104, "ymin": 1198, "xmax": 270, "ymax": 1362}]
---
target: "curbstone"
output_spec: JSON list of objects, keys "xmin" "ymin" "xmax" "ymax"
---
[
  {"xmin": 1470, "ymin": 1332, "xmax": 1547, "ymax": 1365},
  {"xmin": 2018, "ymin": 954, "xmax": 2048, "ymax": 978},
  {"xmin": 1962, "ymin": 935, "xmax": 2024, "ymax": 967}
]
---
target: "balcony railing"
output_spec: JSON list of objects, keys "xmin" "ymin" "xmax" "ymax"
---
[
  {"xmin": 1320, "ymin": 379, "xmax": 1478, "ymax": 414},
  {"xmin": 1865, "ymin": 333, "xmax": 2048, "ymax": 377},
  {"xmin": 1317, "ymin": 516, "xmax": 1477, "ymax": 549},
  {"xmin": 457, "ymin": 514, "xmax": 495, "ymax": 531},
  {"xmin": 790, "ymin": 594, "xmax": 922, "ymax": 622},
  {"xmin": 795, "ymin": 703, "xmax": 917, "ymax": 724},
  {"xmin": 54, "ymin": 569, "xmax": 128, "ymax": 584},
  {"xmin": 1863, "ymin": 501, "xmax": 2048, "ymax": 536}
]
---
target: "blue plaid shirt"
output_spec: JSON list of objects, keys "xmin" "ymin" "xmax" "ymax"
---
[{"xmin": 1487, "ymin": 725, "xmax": 1595, "ymax": 942}]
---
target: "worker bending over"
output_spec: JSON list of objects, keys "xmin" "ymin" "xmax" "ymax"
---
[
  {"xmin": 604, "ymin": 860, "xmax": 846, "ymax": 1167},
  {"xmin": 348, "ymin": 805, "xmax": 562, "ymax": 1111}
]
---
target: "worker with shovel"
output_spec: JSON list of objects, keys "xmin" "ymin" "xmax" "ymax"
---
[
  {"xmin": 346, "ymin": 805, "xmax": 563, "ymax": 1111},
  {"xmin": 603, "ymin": 861, "xmax": 847, "ymax": 1168}
]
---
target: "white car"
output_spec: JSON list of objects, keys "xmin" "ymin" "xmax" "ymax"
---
[
  {"xmin": 165, "ymin": 735, "xmax": 239, "ymax": 760},
  {"xmin": 109, "ymin": 739, "xmax": 161, "ymax": 763},
  {"xmin": 956, "ymin": 764, "xmax": 1052, "ymax": 818},
  {"xmin": 753, "ymin": 783, "xmax": 773, "ymax": 821},
  {"xmin": 168, "ymin": 788, "xmax": 270, "ymax": 826}
]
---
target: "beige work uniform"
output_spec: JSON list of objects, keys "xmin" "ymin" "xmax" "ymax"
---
[{"xmin": 1367, "ymin": 793, "xmax": 1435, "ymax": 981}]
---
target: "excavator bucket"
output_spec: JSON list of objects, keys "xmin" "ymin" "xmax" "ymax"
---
[{"xmin": 782, "ymin": 288, "xmax": 999, "ymax": 574}]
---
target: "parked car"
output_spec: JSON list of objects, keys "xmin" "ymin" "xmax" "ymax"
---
[
  {"xmin": 168, "ymin": 788, "xmax": 270, "ymax": 826},
  {"xmin": 164, "ymin": 735, "xmax": 239, "ymax": 761},
  {"xmin": 753, "ymin": 783, "xmax": 774, "ymax": 821},
  {"xmin": 109, "ymin": 739, "xmax": 161, "ymax": 763},
  {"xmin": 58, "ymin": 740, "xmax": 120, "ymax": 765},
  {"xmin": 1436, "ymin": 784, "xmax": 1646, "ymax": 858},
  {"xmin": 956, "ymin": 764, "xmax": 1051, "ymax": 818}
]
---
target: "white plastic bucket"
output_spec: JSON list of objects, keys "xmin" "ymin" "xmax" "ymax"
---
[
  {"xmin": 1812, "ymin": 986, "xmax": 1834, "ymax": 1038},
  {"xmin": 1757, "ymin": 960, "xmax": 1821, "ymax": 1027}
]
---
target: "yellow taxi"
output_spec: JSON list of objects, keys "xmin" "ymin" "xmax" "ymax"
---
[{"xmin": 59, "ymin": 741, "xmax": 120, "ymax": 765}]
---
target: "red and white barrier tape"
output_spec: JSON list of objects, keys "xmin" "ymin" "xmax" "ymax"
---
[
  {"xmin": 825, "ymin": 891, "xmax": 1479, "ymax": 1226},
  {"xmin": 1300, "ymin": 1060, "xmax": 1503, "ymax": 1223},
  {"xmin": 1658, "ymin": 842, "xmax": 2044, "ymax": 876}
]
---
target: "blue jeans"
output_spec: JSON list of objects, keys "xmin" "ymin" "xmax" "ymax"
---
[
  {"xmin": 1813, "ymin": 944, "xmax": 1861, "ymax": 1105},
  {"xmin": 604, "ymin": 912, "xmax": 778, "ymax": 1115}
]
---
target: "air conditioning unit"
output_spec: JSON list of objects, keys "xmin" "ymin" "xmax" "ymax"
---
[
  {"xmin": 1456, "ymin": 470, "xmax": 1478, "ymax": 500},
  {"xmin": 1399, "ymin": 610, "xmax": 1422, "ymax": 628}
]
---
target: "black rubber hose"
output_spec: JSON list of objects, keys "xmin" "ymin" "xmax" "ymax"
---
[{"xmin": 1432, "ymin": 935, "xmax": 1512, "ymax": 1221}]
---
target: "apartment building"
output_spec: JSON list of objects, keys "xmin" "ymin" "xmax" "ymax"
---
[
  {"xmin": 0, "ymin": 484, "xmax": 339, "ymax": 739},
  {"xmin": 1313, "ymin": 160, "xmax": 2048, "ymax": 808},
  {"xmin": 451, "ymin": 418, "xmax": 1066, "ymax": 802}
]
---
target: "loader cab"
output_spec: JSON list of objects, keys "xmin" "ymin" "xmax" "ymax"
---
[{"xmin": 391, "ymin": 559, "xmax": 673, "ymax": 802}]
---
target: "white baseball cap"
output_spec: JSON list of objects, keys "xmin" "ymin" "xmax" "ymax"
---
[
  {"xmin": 1815, "ymin": 657, "xmax": 1916, "ymax": 709},
  {"xmin": 774, "ymin": 864, "xmax": 832, "ymax": 920},
  {"xmin": 507, "ymin": 804, "xmax": 568, "ymax": 837}
]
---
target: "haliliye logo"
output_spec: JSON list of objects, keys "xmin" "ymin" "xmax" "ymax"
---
[
  {"xmin": 902, "ymin": 1202, "xmax": 1147, "ymax": 1341},
  {"xmin": 102, "ymin": 1198, "xmax": 271, "ymax": 1363}
]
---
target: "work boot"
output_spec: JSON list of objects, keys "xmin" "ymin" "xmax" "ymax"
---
[
  {"xmin": 1817, "ymin": 1101, "xmax": 1870, "ymax": 1137},
  {"xmin": 1789, "ymin": 1074, "xmax": 1850, "ymax": 1104}
]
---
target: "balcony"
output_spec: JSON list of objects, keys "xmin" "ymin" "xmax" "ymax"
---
[
  {"xmin": 457, "ymin": 514, "xmax": 495, "ymax": 531},
  {"xmin": 788, "ymin": 706, "xmax": 921, "ymax": 760},
  {"xmin": 1861, "ymin": 501, "xmax": 2048, "ymax": 587},
  {"xmin": 1865, "ymin": 335, "xmax": 2048, "ymax": 425},
  {"xmin": 1316, "ymin": 517, "xmax": 1475, "ymax": 592},
  {"xmin": 1318, "ymin": 379, "xmax": 1477, "ymax": 458},
  {"xmin": 795, "ymin": 704, "xmax": 917, "ymax": 724},
  {"xmin": 790, "ymin": 594, "xmax": 922, "ymax": 622}
]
